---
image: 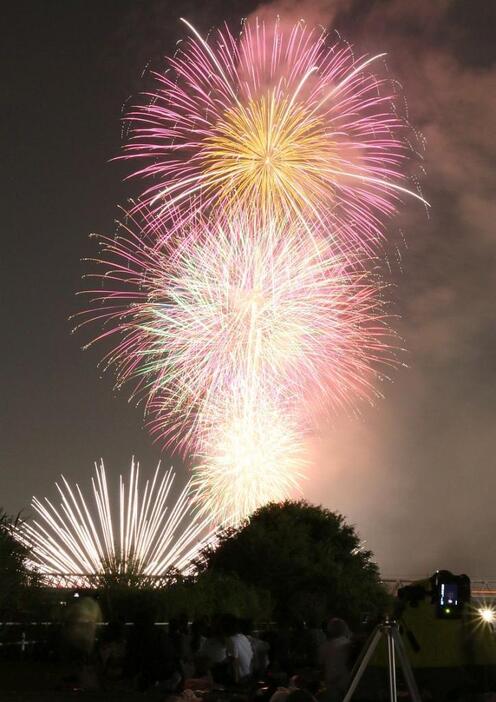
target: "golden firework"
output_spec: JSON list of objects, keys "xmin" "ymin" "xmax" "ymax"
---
[{"xmin": 202, "ymin": 89, "xmax": 337, "ymax": 220}]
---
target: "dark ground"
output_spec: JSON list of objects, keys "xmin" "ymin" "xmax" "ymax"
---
[{"xmin": 0, "ymin": 660, "xmax": 162, "ymax": 701}]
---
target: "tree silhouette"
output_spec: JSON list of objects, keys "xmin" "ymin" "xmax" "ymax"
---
[
  {"xmin": 0, "ymin": 510, "xmax": 39, "ymax": 617},
  {"xmin": 198, "ymin": 500, "xmax": 388, "ymax": 624}
]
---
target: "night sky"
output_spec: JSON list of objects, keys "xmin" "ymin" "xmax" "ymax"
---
[{"xmin": 2, "ymin": 0, "xmax": 495, "ymax": 577}]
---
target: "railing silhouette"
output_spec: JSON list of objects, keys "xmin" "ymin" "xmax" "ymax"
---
[
  {"xmin": 382, "ymin": 576, "xmax": 496, "ymax": 600},
  {"xmin": 34, "ymin": 573, "xmax": 496, "ymax": 600},
  {"xmin": 35, "ymin": 572, "xmax": 175, "ymax": 588}
]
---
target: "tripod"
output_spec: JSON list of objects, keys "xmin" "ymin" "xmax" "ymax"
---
[{"xmin": 343, "ymin": 617, "xmax": 421, "ymax": 702}]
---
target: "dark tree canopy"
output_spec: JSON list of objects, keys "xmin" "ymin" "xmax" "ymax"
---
[
  {"xmin": 0, "ymin": 510, "xmax": 40, "ymax": 618},
  {"xmin": 198, "ymin": 500, "xmax": 388, "ymax": 624}
]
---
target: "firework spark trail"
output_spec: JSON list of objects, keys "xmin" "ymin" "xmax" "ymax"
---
[
  {"xmin": 19, "ymin": 460, "xmax": 217, "ymax": 582},
  {"xmin": 78, "ymin": 210, "xmax": 396, "ymax": 453},
  {"xmin": 124, "ymin": 18, "xmax": 427, "ymax": 250}
]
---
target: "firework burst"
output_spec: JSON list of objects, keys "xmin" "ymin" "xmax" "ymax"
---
[
  {"xmin": 124, "ymin": 18, "xmax": 426, "ymax": 249},
  {"xmin": 19, "ymin": 460, "xmax": 216, "ymax": 585},
  {"xmin": 79, "ymin": 210, "xmax": 396, "ymax": 451},
  {"xmin": 76, "ymin": 18, "xmax": 425, "ymax": 524},
  {"xmin": 192, "ymin": 389, "xmax": 306, "ymax": 526}
]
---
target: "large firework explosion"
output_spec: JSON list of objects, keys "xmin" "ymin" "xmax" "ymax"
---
[
  {"xmin": 124, "ymin": 18, "xmax": 426, "ymax": 249},
  {"xmin": 80, "ymin": 210, "xmax": 396, "ymax": 451},
  {"xmin": 79, "ymin": 18, "xmax": 424, "ymax": 524},
  {"xmin": 20, "ymin": 460, "xmax": 216, "ymax": 586}
]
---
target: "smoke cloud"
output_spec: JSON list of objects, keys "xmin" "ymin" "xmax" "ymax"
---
[{"xmin": 251, "ymin": 0, "xmax": 496, "ymax": 578}]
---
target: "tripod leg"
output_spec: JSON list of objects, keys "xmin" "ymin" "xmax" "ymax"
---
[
  {"xmin": 391, "ymin": 628, "xmax": 422, "ymax": 702},
  {"xmin": 386, "ymin": 628, "xmax": 397, "ymax": 702},
  {"xmin": 342, "ymin": 627, "xmax": 382, "ymax": 702}
]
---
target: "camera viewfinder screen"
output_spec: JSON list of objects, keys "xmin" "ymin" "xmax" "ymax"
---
[{"xmin": 441, "ymin": 582, "xmax": 458, "ymax": 605}]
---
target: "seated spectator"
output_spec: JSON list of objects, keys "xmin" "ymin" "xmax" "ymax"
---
[
  {"xmin": 271, "ymin": 684, "xmax": 318, "ymax": 702},
  {"xmin": 287, "ymin": 690, "xmax": 317, "ymax": 702}
]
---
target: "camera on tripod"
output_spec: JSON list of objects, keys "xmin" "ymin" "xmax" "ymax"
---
[
  {"xmin": 430, "ymin": 570, "xmax": 471, "ymax": 619},
  {"xmin": 397, "ymin": 570, "xmax": 471, "ymax": 619}
]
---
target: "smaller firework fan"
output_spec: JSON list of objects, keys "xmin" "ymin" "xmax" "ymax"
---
[{"xmin": 19, "ymin": 459, "xmax": 217, "ymax": 587}]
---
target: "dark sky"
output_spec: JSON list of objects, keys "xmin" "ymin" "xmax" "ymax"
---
[{"xmin": 2, "ymin": 0, "xmax": 495, "ymax": 578}]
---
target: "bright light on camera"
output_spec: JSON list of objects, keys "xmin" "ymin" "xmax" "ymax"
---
[{"xmin": 478, "ymin": 607, "xmax": 496, "ymax": 624}]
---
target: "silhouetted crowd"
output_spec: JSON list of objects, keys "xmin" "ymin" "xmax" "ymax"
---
[{"xmin": 76, "ymin": 612, "xmax": 354, "ymax": 701}]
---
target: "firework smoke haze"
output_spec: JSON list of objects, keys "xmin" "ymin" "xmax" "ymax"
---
[{"xmin": 268, "ymin": 0, "xmax": 496, "ymax": 574}]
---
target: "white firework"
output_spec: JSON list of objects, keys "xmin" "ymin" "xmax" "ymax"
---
[
  {"xmin": 191, "ymin": 382, "xmax": 307, "ymax": 527},
  {"xmin": 19, "ymin": 459, "xmax": 217, "ymax": 586}
]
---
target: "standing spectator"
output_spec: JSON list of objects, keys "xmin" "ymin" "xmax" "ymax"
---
[
  {"xmin": 97, "ymin": 621, "xmax": 126, "ymax": 684},
  {"xmin": 318, "ymin": 618, "xmax": 352, "ymax": 702},
  {"xmin": 63, "ymin": 595, "xmax": 102, "ymax": 690},
  {"xmin": 224, "ymin": 615, "xmax": 254, "ymax": 684},
  {"xmin": 199, "ymin": 617, "xmax": 227, "ymax": 668},
  {"xmin": 170, "ymin": 613, "xmax": 192, "ymax": 669},
  {"xmin": 242, "ymin": 619, "xmax": 270, "ymax": 678},
  {"xmin": 304, "ymin": 616, "xmax": 326, "ymax": 667}
]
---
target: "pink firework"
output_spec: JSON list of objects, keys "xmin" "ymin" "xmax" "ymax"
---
[
  {"xmin": 123, "ymin": 18, "xmax": 426, "ymax": 250},
  {"xmin": 78, "ymin": 210, "xmax": 396, "ymax": 452}
]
